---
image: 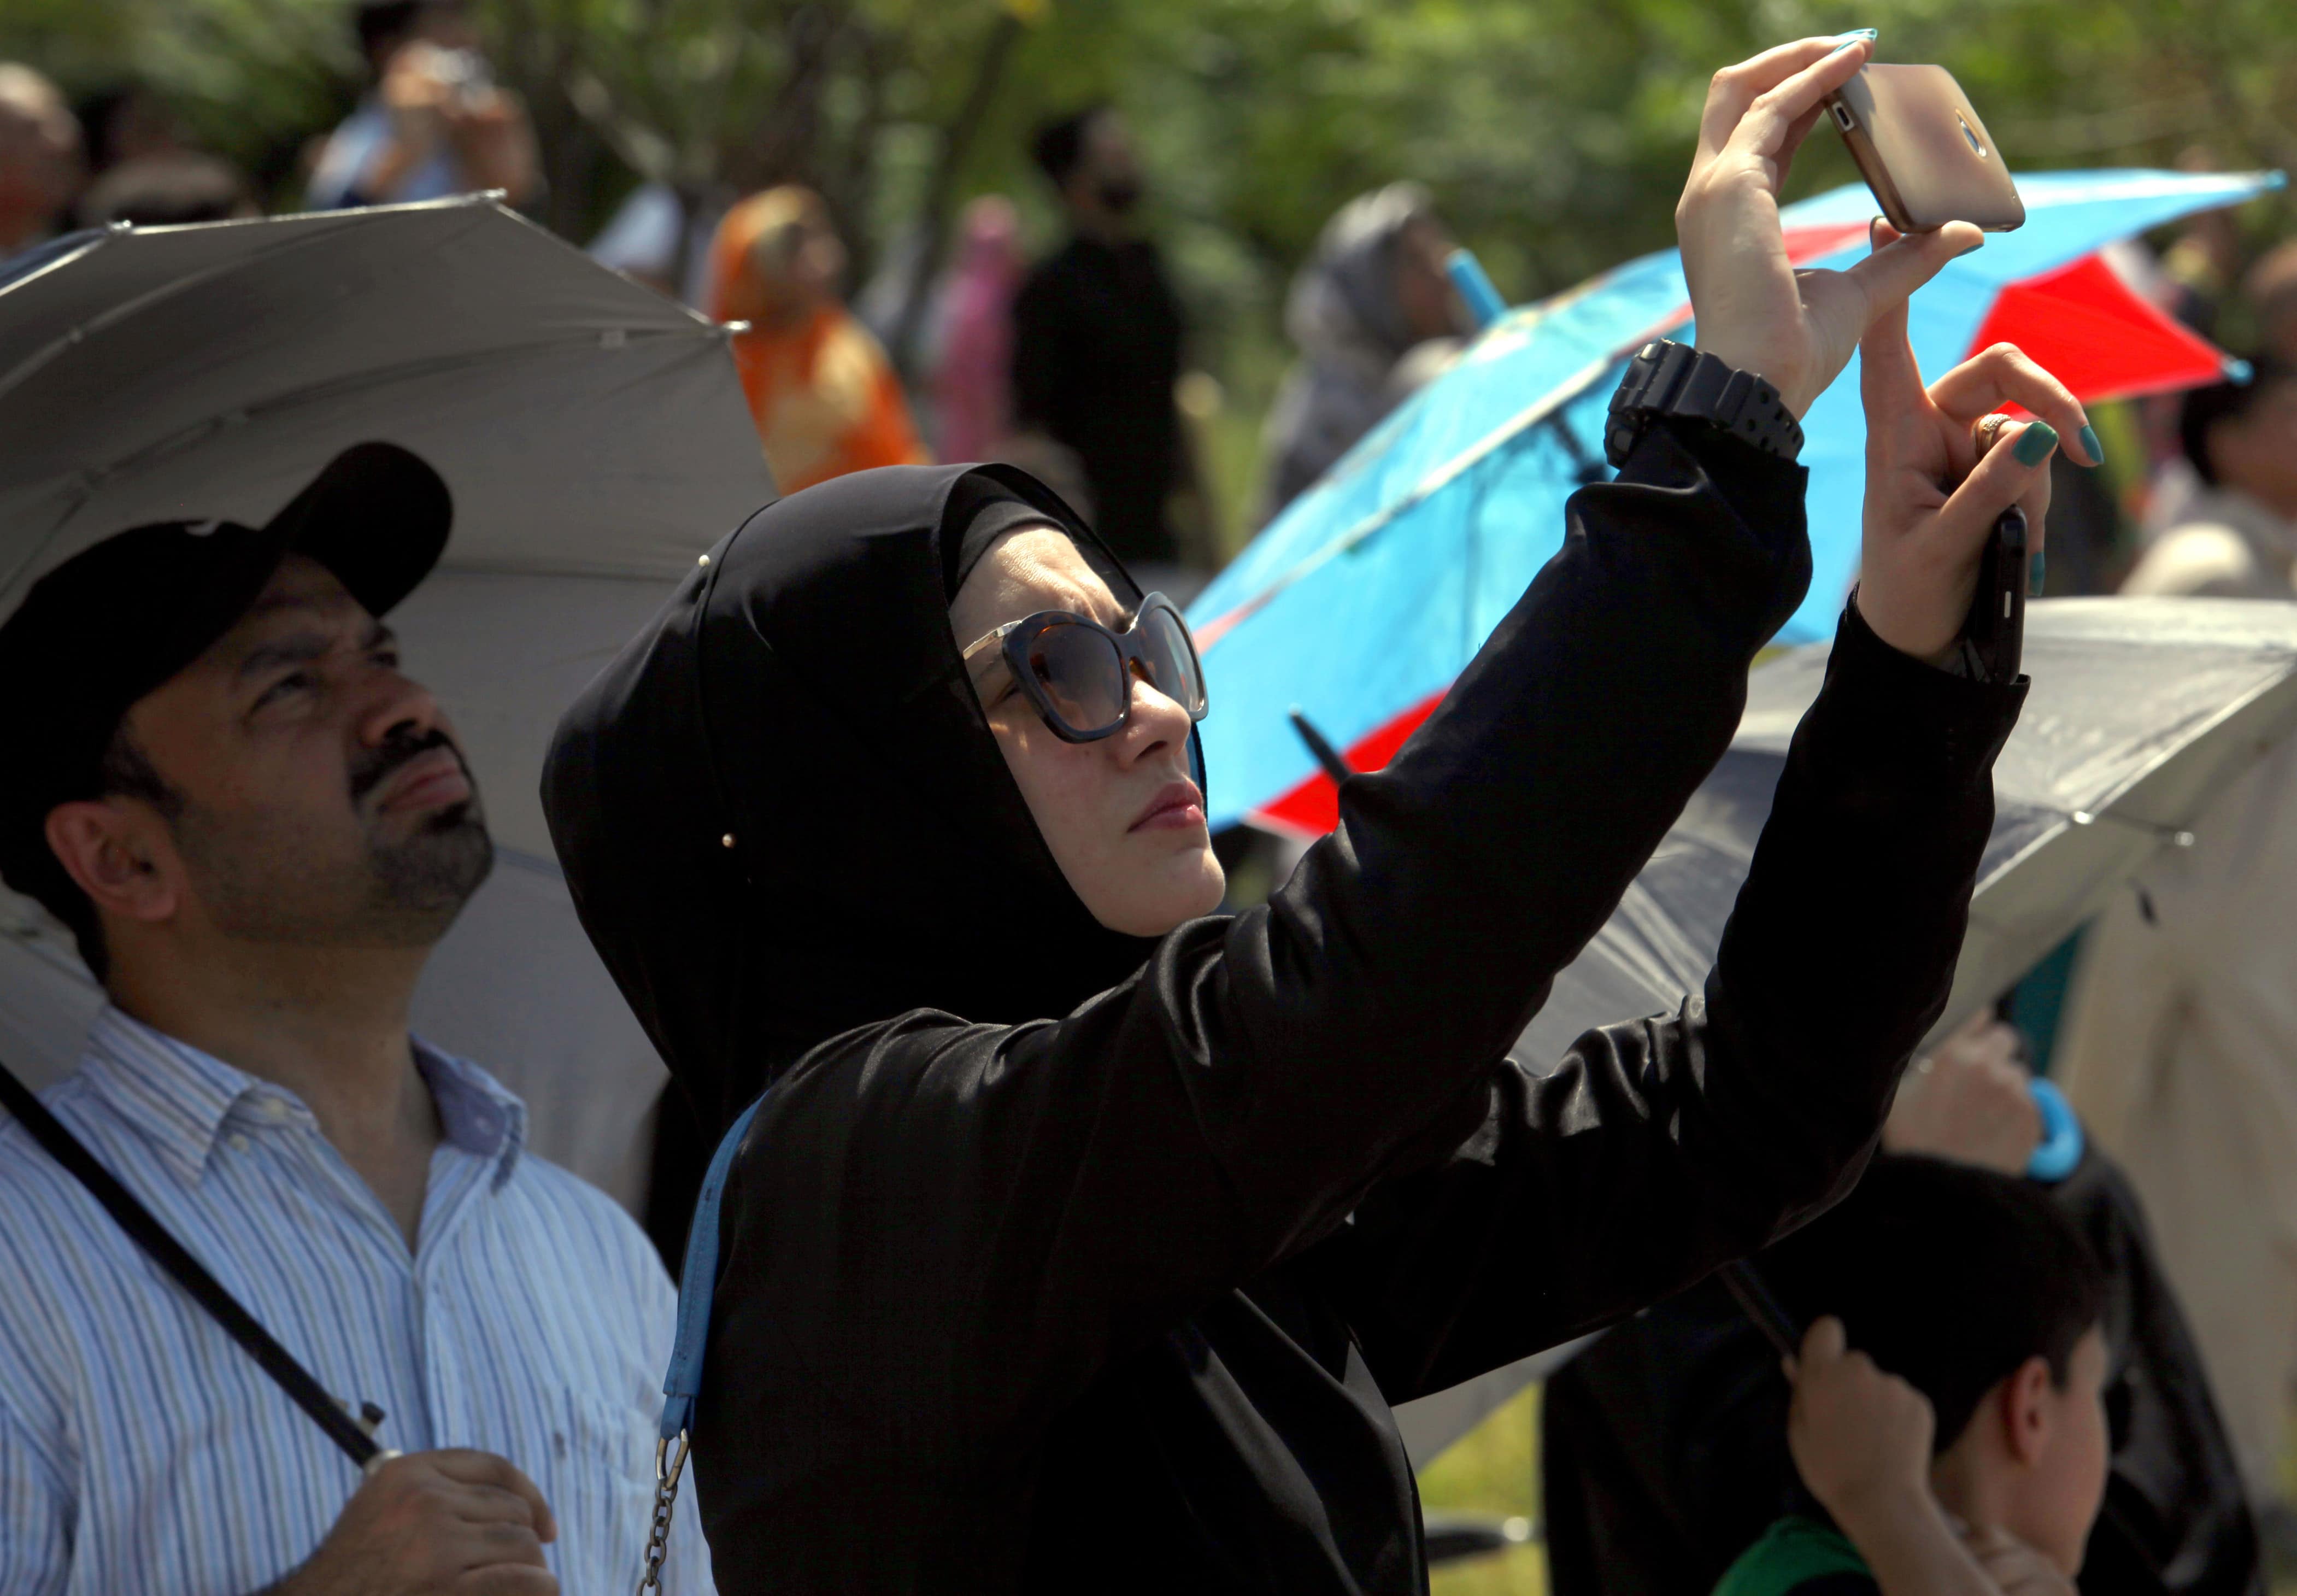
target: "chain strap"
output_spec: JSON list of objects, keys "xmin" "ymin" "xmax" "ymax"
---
[{"xmin": 636, "ymin": 1432, "xmax": 691, "ymax": 1596}]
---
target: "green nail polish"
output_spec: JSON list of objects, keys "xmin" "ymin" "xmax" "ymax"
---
[
  {"xmin": 2078, "ymin": 424, "xmax": 2105, "ymax": 467},
  {"xmin": 2028, "ymin": 549, "xmax": 2046, "ymax": 598},
  {"xmin": 2012, "ymin": 421, "xmax": 2058, "ymax": 467}
]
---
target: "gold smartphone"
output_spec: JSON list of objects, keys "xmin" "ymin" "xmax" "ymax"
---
[{"xmin": 1823, "ymin": 64, "xmax": 2025, "ymax": 233}]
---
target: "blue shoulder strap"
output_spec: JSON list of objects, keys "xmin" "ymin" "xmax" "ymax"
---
[{"xmin": 659, "ymin": 1092, "xmax": 768, "ymax": 1442}]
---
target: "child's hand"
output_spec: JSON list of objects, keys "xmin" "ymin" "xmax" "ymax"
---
[
  {"xmin": 1788, "ymin": 1317, "xmax": 1936, "ymax": 1527},
  {"xmin": 1960, "ymin": 1524, "xmax": 2077, "ymax": 1596}
]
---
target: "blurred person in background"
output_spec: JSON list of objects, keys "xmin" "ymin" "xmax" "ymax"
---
[
  {"xmin": 2125, "ymin": 159, "xmax": 2242, "ymax": 542},
  {"xmin": 2153, "ymin": 151, "xmax": 2247, "ymax": 343},
  {"xmin": 2125, "ymin": 362, "xmax": 2297, "ymax": 600},
  {"xmin": 707, "ymin": 183, "xmax": 928, "ymax": 495},
  {"xmin": 1012, "ymin": 104, "xmax": 1211, "ymax": 584},
  {"xmin": 74, "ymin": 84, "xmax": 189, "ymax": 180},
  {"xmin": 588, "ymin": 179, "xmax": 720, "ymax": 306},
  {"xmin": 931, "ymin": 194, "xmax": 1025, "ymax": 463},
  {"xmin": 1258, "ymin": 183, "xmax": 1466, "ymax": 525},
  {"xmin": 304, "ymin": 0, "xmax": 539, "ymax": 212},
  {"xmin": 0, "ymin": 64, "xmax": 83, "ymax": 267},
  {"xmin": 75, "ymin": 151, "xmax": 257, "ymax": 229},
  {"xmin": 2243, "ymin": 245, "xmax": 2297, "ymax": 366},
  {"xmin": 2058, "ymin": 360, "xmax": 2297, "ymax": 1545}
]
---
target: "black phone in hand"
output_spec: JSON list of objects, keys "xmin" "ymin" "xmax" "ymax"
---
[{"xmin": 1961, "ymin": 505, "xmax": 2028, "ymax": 682}]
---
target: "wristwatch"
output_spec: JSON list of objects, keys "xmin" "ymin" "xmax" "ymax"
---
[{"xmin": 1603, "ymin": 340, "xmax": 1804, "ymax": 468}]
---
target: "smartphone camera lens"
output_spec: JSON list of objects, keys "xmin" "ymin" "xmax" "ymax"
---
[{"xmin": 1957, "ymin": 110, "xmax": 1988, "ymax": 159}]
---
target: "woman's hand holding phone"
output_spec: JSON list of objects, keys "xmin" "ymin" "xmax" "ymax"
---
[
  {"xmin": 1677, "ymin": 34, "xmax": 1982, "ymax": 418},
  {"xmin": 1855, "ymin": 219, "xmax": 2098, "ymax": 665}
]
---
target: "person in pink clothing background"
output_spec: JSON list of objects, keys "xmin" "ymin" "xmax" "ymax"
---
[{"xmin": 932, "ymin": 195, "xmax": 1025, "ymax": 463}]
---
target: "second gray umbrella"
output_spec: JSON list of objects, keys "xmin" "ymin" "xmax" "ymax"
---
[{"xmin": 1511, "ymin": 596, "xmax": 2297, "ymax": 1072}]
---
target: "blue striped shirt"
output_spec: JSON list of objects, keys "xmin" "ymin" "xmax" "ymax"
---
[{"xmin": 0, "ymin": 1007, "xmax": 712, "ymax": 1595}]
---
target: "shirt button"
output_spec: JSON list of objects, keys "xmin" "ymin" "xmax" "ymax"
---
[
  {"xmin": 227, "ymin": 1134, "xmax": 251, "ymax": 1154},
  {"xmin": 256, "ymin": 1098, "xmax": 292, "ymax": 1124}
]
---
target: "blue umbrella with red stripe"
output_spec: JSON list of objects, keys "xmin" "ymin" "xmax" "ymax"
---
[{"xmin": 1190, "ymin": 168, "xmax": 2280, "ymax": 835}]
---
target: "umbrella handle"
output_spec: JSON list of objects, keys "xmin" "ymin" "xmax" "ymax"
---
[
  {"xmin": 2026, "ymin": 1077, "xmax": 2083, "ymax": 1183},
  {"xmin": 1445, "ymin": 249, "xmax": 1508, "ymax": 332}
]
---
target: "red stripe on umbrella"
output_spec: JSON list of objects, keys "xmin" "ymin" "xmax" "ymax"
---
[{"xmin": 1960, "ymin": 252, "xmax": 2231, "ymax": 407}]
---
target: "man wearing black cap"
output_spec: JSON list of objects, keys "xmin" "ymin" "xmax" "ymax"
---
[{"xmin": 0, "ymin": 445, "xmax": 708, "ymax": 1593}]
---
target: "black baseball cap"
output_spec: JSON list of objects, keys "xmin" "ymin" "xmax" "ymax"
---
[{"xmin": 0, "ymin": 441, "xmax": 451, "ymax": 921}]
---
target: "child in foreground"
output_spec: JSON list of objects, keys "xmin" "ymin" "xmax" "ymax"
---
[{"xmin": 1713, "ymin": 1155, "xmax": 2111, "ymax": 1596}]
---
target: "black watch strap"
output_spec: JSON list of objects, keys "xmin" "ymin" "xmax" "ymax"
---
[{"xmin": 1603, "ymin": 340, "xmax": 1804, "ymax": 467}]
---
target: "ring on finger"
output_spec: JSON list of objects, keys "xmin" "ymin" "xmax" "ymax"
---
[{"xmin": 1974, "ymin": 412, "xmax": 2012, "ymax": 452}]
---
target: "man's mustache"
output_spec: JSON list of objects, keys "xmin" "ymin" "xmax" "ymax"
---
[{"xmin": 350, "ymin": 726, "xmax": 474, "ymax": 809}]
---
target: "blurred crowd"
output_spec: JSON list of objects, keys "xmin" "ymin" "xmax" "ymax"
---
[
  {"xmin": 0, "ymin": 0, "xmax": 1494, "ymax": 605},
  {"xmin": 11, "ymin": 4, "xmax": 2290, "ymax": 614}
]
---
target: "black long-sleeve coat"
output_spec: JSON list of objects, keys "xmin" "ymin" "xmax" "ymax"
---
[{"xmin": 541, "ymin": 424, "xmax": 2024, "ymax": 1593}]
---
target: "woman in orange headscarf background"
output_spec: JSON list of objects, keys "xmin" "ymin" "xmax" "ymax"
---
[{"xmin": 707, "ymin": 184, "xmax": 929, "ymax": 493}]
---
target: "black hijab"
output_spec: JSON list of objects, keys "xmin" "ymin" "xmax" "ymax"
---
[{"xmin": 542, "ymin": 465, "xmax": 1173, "ymax": 1137}]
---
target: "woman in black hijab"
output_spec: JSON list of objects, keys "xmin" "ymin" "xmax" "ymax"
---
[{"xmin": 544, "ymin": 37, "xmax": 2096, "ymax": 1593}]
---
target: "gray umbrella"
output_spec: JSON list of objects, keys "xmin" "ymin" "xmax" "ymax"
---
[
  {"xmin": 0, "ymin": 194, "xmax": 769, "ymax": 599},
  {"xmin": 1511, "ymin": 596, "xmax": 2297, "ymax": 1071},
  {"xmin": 0, "ymin": 197, "xmax": 774, "ymax": 1213},
  {"xmin": 1395, "ymin": 596, "xmax": 2297, "ymax": 1465}
]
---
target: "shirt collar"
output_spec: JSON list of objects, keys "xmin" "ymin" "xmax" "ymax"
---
[
  {"xmin": 77, "ymin": 1007, "xmax": 527, "ymax": 1190},
  {"xmin": 410, "ymin": 1037, "xmax": 528, "ymax": 1189},
  {"xmin": 78, "ymin": 1007, "xmax": 250, "ymax": 1188}
]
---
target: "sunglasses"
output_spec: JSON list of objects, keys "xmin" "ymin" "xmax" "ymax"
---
[{"xmin": 962, "ymin": 592, "xmax": 1209, "ymax": 743}]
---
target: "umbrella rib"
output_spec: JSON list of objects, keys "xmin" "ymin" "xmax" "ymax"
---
[
  {"xmin": 0, "ymin": 326, "xmax": 721, "ymax": 607},
  {"xmin": 0, "ymin": 228, "xmax": 115, "ymax": 300},
  {"xmin": 1956, "ymin": 662, "xmax": 2297, "ymax": 912},
  {"xmin": 2039, "ymin": 664, "xmax": 2297, "ymax": 834},
  {"xmin": 0, "ymin": 199, "xmax": 620, "ymax": 413},
  {"xmin": 202, "ymin": 327, "xmax": 715, "ymax": 414},
  {"xmin": 0, "ymin": 212, "xmax": 468, "ymax": 409}
]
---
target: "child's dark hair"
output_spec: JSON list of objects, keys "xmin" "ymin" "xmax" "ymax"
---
[{"xmin": 1767, "ymin": 1153, "xmax": 2107, "ymax": 1453}]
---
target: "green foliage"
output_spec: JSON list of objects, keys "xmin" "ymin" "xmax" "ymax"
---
[
  {"xmin": 5, "ymin": 0, "xmax": 2293, "ymax": 370},
  {"xmin": 1037, "ymin": 0, "xmax": 2295, "ymax": 351},
  {"xmin": 1418, "ymin": 1380, "xmax": 1547, "ymax": 1596},
  {"xmin": 0, "ymin": 0, "xmax": 350, "ymax": 194}
]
